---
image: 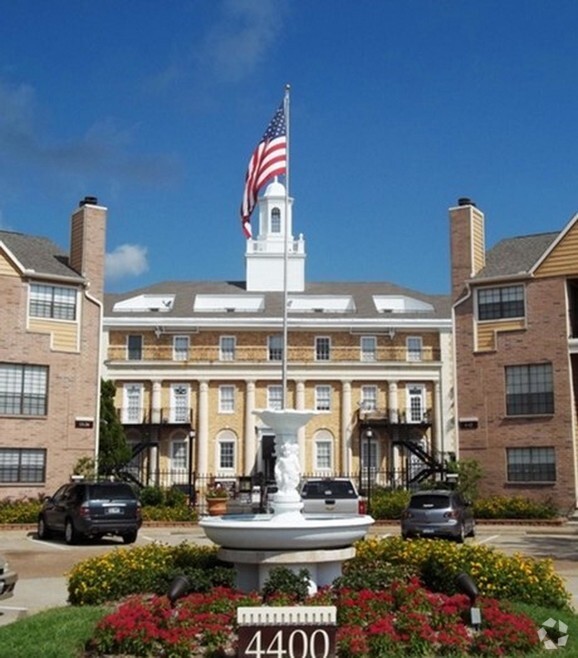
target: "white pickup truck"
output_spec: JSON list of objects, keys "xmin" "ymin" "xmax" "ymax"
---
[{"xmin": 299, "ymin": 477, "xmax": 367, "ymax": 515}]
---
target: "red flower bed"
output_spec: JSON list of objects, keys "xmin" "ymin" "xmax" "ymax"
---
[{"xmin": 86, "ymin": 579, "xmax": 540, "ymax": 657}]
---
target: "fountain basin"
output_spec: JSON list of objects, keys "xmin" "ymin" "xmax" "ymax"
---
[{"xmin": 199, "ymin": 512, "xmax": 374, "ymax": 551}]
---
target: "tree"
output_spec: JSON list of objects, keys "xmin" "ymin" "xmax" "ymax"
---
[{"xmin": 98, "ymin": 379, "xmax": 132, "ymax": 476}]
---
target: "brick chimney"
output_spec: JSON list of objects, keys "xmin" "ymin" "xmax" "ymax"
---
[
  {"xmin": 69, "ymin": 196, "xmax": 107, "ymax": 300},
  {"xmin": 449, "ymin": 198, "xmax": 485, "ymax": 302}
]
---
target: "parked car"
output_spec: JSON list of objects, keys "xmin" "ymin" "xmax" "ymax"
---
[
  {"xmin": 0, "ymin": 554, "xmax": 17, "ymax": 600},
  {"xmin": 37, "ymin": 480, "xmax": 142, "ymax": 545},
  {"xmin": 299, "ymin": 477, "xmax": 367, "ymax": 515},
  {"xmin": 400, "ymin": 489, "xmax": 475, "ymax": 542}
]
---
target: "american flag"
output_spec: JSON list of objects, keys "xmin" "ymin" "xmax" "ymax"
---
[{"xmin": 240, "ymin": 102, "xmax": 287, "ymax": 238}]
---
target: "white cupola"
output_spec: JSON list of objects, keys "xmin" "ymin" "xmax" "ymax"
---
[{"xmin": 245, "ymin": 180, "xmax": 306, "ymax": 292}]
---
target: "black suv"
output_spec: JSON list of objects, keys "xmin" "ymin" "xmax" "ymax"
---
[{"xmin": 38, "ymin": 480, "xmax": 142, "ymax": 544}]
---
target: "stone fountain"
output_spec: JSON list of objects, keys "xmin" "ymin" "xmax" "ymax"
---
[{"xmin": 199, "ymin": 409, "xmax": 374, "ymax": 593}]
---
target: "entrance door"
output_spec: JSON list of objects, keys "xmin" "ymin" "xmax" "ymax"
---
[{"xmin": 261, "ymin": 434, "xmax": 276, "ymax": 483}]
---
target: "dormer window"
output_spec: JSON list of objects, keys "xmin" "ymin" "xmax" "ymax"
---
[{"xmin": 271, "ymin": 207, "xmax": 281, "ymax": 233}]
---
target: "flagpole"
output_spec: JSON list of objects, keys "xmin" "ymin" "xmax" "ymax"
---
[{"xmin": 282, "ymin": 84, "xmax": 290, "ymax": 409}]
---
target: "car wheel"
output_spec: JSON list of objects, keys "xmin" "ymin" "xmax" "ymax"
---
[
  {"xmin": 468, "ymin": 522, "xmax": 476, "ymax": 538},
  {"xmin": 456, "ymin": 525, "xmax": 465, "ymax": 544},
  {"xmin": 122, "ymin": 531, "xmax": 138, "ymax": 544},
  {"xmin": 37, "ymin": 516, "xmax": 51, "ymax": 540},
  {"xmin": 64, "ymin": 519, "xmax": 80, "ymax": 545}
]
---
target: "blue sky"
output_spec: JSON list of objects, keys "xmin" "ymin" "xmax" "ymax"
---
[{"xmin": 2, "ymin": 0, "xmax": 578, "ymax": 295}]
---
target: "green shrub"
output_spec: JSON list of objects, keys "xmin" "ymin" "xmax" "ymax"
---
[
  {"xmin": 140, "ymin": 504, "xmax": 197, "ymax": 522},
  {"xmin": 369, "ymin": 489, "xmax": 559, "ymax": 520},
  {"xmin": 369, "ymin": 488, "xmax": 410, "ymax": 519},
  {"xmin": 353, "ymin": 536, "xmax": 571, "ymax": 610},
  {"xmin": 473, "ymin": 495, "xmax": 558, "ymax": 519},
  {"xmin": 0, "ymin": 498, "xmax": 42, "ymax": 524},
  {"xmin": 139, "ymin": 486, "xmax": 164, "ymax": 506},
  {"xmin": 261, "ymin": 567, "xmax": 310, "ymax": 603},
  {"xmin": 68, "ymin": 542, "xmax": 233, "ymax": 606},
  {"xmin": 335, "ymin": 558, "xmax": 415, "ymax": 591}
]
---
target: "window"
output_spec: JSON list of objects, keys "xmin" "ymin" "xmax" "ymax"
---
[
  {"xmin": 507, "ymin": 447, "xmax": 556, "ymax": 482},
  {"xmin": 220, "ymin": 336, "xmax": 236, "ymax": 361},
  {"xmin": 219, "ymin": 385, "xmax": 235, "ymax": 413},
  {"xmin": 506, "ymin": 363, "xmax": 554, "ymax": 415},
  {"xmin": 0, "ymin": 363, "xmax": 48, "ymax": 416},
  {"xmin": 478, "ymin": 285, "xmax": 525, "ymax": 321},
  {"xmin": 361, "ymin": 438, "xmax": 378, "ymax": 471},
  {"xmin": 0, "ymin": 448, "xmax": 46, "ymax": 483},
  {"xmin": 268, "ymin": 335, "xmax": 283, "ymax": 361},
  {"xmin": 127, "ymin": 335, "xmax": 142, "ymax": 360},
  {"xmin": 170, "ymin": 384, "xmax": 189, "ymax": 423},
  {"xmin": 123, "ymin": 384, "xmax": 143, "ymax": 423},
  {"xmin": 29, "ymin": 284, "xmax": 77, "ymax": 321},
  {"xmin": 407, "ymin": 385, "xmax": 425, "ymax": 422},
  {"xmin": 170, "ymin": 440, "xmax": 187, "ymax": 470},
  {"xmin": 173, "ymin": 336, "xmax": 189, "ymax": 361},
  {"xmin": 315, "ymin": 385, "xmax": 331, "ymax": 411},
  {"xmin": 271, "ymin": 207, "xmax": 281, "ymax": 233},
  {"xmin": 267, "ymin": 385, "xmax": 283, "ymax": 410},
  {"xmin": 360, "ymin": 336, "xmax": 377, "ymax": 362},
  {"xmin": 407, "ymin": 336, "xmax": 423, "ymax": 362},
  {"xmin": 315, "ymin": 336, "xmax": 331, "ymax": 361},
  {"xmin": 361, "ymin": 385, "xmax": 377, "ymax": 411},
  {"xmin": 314, "ymin": 435, "xmax": 333, "ymax": 470},
  {"xmin": 218, "ymin": 432, "xmax": 236, "ymax": 470}
]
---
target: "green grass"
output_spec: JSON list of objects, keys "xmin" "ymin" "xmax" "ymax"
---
[
  {"xmin": 0, "ymin": 601, "xmax": 575, "ymax": 657},
  {"xmin": 0, "ymin": 605, "xmax": 108, "ymax": 658},
  {"xmin": 511, "ymin": 602, "xmax": 578, "ymax": 657}
]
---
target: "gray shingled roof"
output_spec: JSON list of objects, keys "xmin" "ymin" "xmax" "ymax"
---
[
  {"xmin": 104, "ymin": 279, "xmax": 451, "ymax": 321},
  {"xmin": 0, "ymin": 230, "xmax": 82, "ymax": 280},
  {"xmin": 475, "ymin": 232, "xmax": 558, "ymax": 279}
]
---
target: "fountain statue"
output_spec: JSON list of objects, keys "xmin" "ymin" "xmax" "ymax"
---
[{"xmin": 199, "ymin": 409, "xmax": 374, "ymax": 593}]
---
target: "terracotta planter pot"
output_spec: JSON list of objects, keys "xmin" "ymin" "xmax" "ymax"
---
[{"xmin": 206, "ymin": 497, "xmax": 228, "ymax": 516}]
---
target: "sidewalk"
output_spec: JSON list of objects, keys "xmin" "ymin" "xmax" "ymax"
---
[{"xmin": 0, "ymin": 577, "xmax": 68, "ymax": 627}]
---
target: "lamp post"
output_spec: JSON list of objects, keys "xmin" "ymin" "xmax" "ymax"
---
[
  {"xmin": 365, "ymin": 427, "xmax": 373, "ymax": 514},
  {"xmin": 187, "ymin": 430, "xmax": 196, "ymax": 508}
]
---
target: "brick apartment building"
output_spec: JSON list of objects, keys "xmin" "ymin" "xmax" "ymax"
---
[
  {"xmin": 0, "ymin": 198, "xmax": 106, "ymax": 498},
  {"xmin": 451, "ymin": 198, "xmax": 578, "ymax": 513},
  {"xmin": 102, "ymin": 181, "xmax": 454, "ymax": 497}
]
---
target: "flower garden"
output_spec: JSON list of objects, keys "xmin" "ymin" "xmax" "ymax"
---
[{"xmin": 70, "ymin": 536, "xmax": 574, "ymax": 657}]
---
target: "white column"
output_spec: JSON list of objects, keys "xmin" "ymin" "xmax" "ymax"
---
[
  {"xmin": 433, "ymin": 380, "xmax": 442, "ymax": 458},
  {"xmin": 244, "ymin": 380, "xmax": 256, "ymax": 475},
  {"xmin": 389, "ymin": 381, "xmax": 402, "ymax": 473},
  {"xmin": 151, "ymin": 380, "xmax": 162, "ymax": 424},
  {"xmin": 296, "ymin": 381, "xmax": 306, "ymax": 470},
  {"xmin": 197, "ymin": 380, "xmax": 209, "ymax": 475},
  {"xmin": 388, "ymin": 381, "xmax": 398, "ymax": 423},
  {"xmin": 341, "ymin": 381, "xmax": 352, "ymax": 473}
]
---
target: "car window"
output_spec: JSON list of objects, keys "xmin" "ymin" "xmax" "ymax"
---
[
  {"xmin": 301, "ymin": 481, "xmax": 357, "ymax": 499},
  {"xmin": 409, "ymin": 494, "xmax": 452, "ymax": 509},
  {"xmin": 88, "ymin": 484, "xmax": 136, "ymax": 500}
]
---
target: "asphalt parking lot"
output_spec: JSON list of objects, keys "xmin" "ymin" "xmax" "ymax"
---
[{"xmin": 0, "ymin": 521, "xmax": 576, "ymax": 626}]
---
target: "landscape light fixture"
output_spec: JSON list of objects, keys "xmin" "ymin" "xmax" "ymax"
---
[
  {"xmin": 456, "ymin": 572, "xmax": 481, "ymax": 627},
  {"xmin": 167, "ymin": 575, "xmax": 190, "ymax": 608}
]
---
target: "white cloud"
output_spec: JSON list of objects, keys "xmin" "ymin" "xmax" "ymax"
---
[
  {"xmin": 198, "ymin": 0, "xmax": 289, "ymax": 83},
  {"xmin": 105, "ymin": 244, "xmax": 149, "ymax": 281}
]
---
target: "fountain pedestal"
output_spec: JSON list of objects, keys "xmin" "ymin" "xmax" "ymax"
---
[
  {"xmin": 200, "ymin": 409, "xmax": 374, "ymax": 592},
  {"xmin": 219, "ymin": 546, "xmax": 355, "ymax": 594}
]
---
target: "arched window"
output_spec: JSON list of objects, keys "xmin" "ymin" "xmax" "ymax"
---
[
  {"xmin": 216, "ymin": 429, "xmax": 237, "ymax": 473},
  {"xmin": 313, "ymin": 429, "xmax": 334, "ymax": 472},
  {"xmin": 271, "ymin": 207, "xmax": 281, "ymax": 233}
]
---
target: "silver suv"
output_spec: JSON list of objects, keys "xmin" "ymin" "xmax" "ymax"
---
[
  {"xmin": 400, "ymin": 489, "xmax": 475, "ymax": 542},
  {"xmin": 299, "ymin": 477, "xmax": 367, "ymax": 515}
]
